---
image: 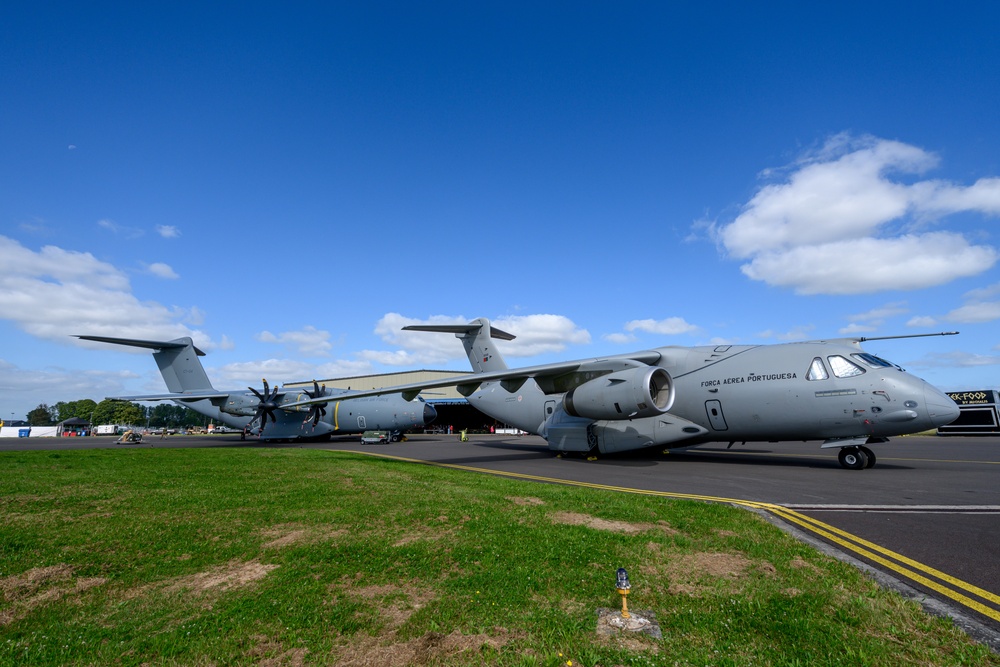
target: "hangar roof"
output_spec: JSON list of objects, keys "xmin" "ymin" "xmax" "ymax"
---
[{"xmin": 285, "ymin": 370, "xmax": 472, "ymax": 401}]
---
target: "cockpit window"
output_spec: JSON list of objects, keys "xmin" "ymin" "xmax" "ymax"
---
[
  {"xmin": 852, "ymin": 353, "xmax": 898, "ymax": 369},
  {"xmin": 806, "ymin": 357, "xmax": 829, "ymax": 381},
  {"xmin": 828, "ymin": 355, "xmax": 866, "ymax": 378}
]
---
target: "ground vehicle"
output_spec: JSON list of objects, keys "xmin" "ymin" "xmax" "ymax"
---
[
  {"xmin": 361, "ymin": 430, "xmax": 390, "ymax": 444},
  {"xmin": 95, "ymin": 424, "xmax": 120, "ymax": 435},
  {"xmin": 115, "ymin": 430, "xmax": 143, "ymax": 444}
]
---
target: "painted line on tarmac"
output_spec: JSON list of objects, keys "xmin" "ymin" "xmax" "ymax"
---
[
  {"xmin": 341, "ymin": 450, "xmax": 1000, "ymax": 625},
  {"xmin": 781, "ymin": 504, "xmax": 1000, "ymax": 513}
]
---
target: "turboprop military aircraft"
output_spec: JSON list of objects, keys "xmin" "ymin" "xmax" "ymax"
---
[
  {"xmin": 76, "ymin": 335, "xmax": 437, "ymax": 442},
  {"xmin": 282, "ymin": 318, "xmax": 961, "ymax": 469}
]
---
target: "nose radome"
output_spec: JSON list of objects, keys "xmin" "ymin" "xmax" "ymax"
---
[{"xmin": 924, "ymin": 385, "xmax": 960, "ymax": 427}]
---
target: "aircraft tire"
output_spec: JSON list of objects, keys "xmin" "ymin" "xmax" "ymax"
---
[
  {"xmin": 860, "ymin": 446, "xmax": 877, "ymax": 468},
  {"xmin": 838, "ymin": 447, "xmax": 869, "ymax": 470}
]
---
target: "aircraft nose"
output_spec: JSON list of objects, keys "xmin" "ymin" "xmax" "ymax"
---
[
  {"xmin": 924, "ymin": 385, "xmax": 960, "ymax": 427},
  {"xmin": 423, "ymin": 402, "xmax": 438, "ymax": 425}
]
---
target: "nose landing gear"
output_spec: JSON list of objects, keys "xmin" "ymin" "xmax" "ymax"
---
[{"xmin": 838, "ymin": 445, "xmax": 877, "ymax": 470}]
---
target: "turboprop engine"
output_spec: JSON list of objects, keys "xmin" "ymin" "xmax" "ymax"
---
[{"xmin": 562, "ymin": 366, "xmax": 673, "ymax": 420}]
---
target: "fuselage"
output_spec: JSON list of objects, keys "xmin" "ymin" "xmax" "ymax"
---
[
  {"xmin": 185, "ymin": 389, "xmax": 436, "ymax": 441},
  {"xmin": 465, "ymin": 340, "xmax": 959, "ymax": 449}
]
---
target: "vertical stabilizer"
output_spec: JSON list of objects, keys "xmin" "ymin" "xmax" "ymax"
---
[
  {"xmin": 459, "ymin": 318, "xmax": 510, "ymax": 373},
  {"xmin": 75, "ymin": 335, "xmax": 215, "ymax": 393},
  {"xmin": 402, "ymin": 318, "xmax": 514, "ymax": 373}
]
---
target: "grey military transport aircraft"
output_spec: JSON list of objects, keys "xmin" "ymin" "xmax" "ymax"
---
[
  {"xmin": 281, "ymin": 318, "xmax": 961, "ymax": 469},
  {"xmin": 76, "ymin": 335, "xmax": 437, "ymax": 442}
]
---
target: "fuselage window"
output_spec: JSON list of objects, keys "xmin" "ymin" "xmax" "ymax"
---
[
  {"xmin": 806, "ymin": 357, "xmax": 829, "ymax": 381},
  {"xmin": 828, "ymin": 355, "xmax": 866, "ymax": 378}
]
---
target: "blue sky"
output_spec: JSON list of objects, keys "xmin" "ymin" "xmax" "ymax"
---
[{"xmin": 2, "ymin": 3, "xmax": 999, "ymax": 420}]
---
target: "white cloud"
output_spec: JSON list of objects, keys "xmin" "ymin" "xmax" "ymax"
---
[
  {"xmin": 838, "ymin": 323, "xmax": 876, "ymax": 335},
  {"xmin": 961, "ymin": 283, "xmax": 1000, "ymax": 302},
  {"xmin": 256, "ymin": 326, "xmax": 332, "ymax": 357},
  {"xmin": 97, "ymin": 218, "xmax": 143, "ymax": 238},
  {"xmin": 943, "ymin": 282, "xmax": 1000, "ymax": 324},
  {"xmin": 714, "ymin": 135, "xmax": 999, "ymax": 295},
  {"xmin": 756, "ymin": 325, "xmax": 815, "ymax": 341},
  {"xmin": 365, "ymin": 312, "xmax": 591, "ymax": 366},
  {"xmin": 945, "ymin": 302, "xmax": 1000, "ymax": 324},
  {"xmin": 156, "ymin": 225, "xmax": 181, "ymax": 238},
  {"xmin": 840, "ymin": 301, "xmax": 909, "ymax": 334},
  {"xmin": 0, "ymin": 358, "xmax": 140, "ymax": 419},
  {"xmin": 740, "ymin": 233, "xmax": 996, "ymax": 295},
  {"xmin": 0, "ymin": 235, "xmax": 220, "ymax": 349},
  {"xmin": 624, "ymin": 317, "xmax": 700, "ymax": 336},
  {"xmin": 492, "ymin": 314, "xmax": 591, "ymax": 356},
  {"xmin": 146, "ymin": 262, "xmax": 179, "ymax": 279},
  {"xmin": 907, "ymin": 316, "xmax": 938, "ymax": 328},
  {"xmin": 603, "ymin": 332, "xmax": 636, "ymax": 344},
  {"xmin": 847, "ymin": 302, "xmax": 909, "ymax": 324},
  {"xmin": 910, "ymin": 351, "xmax": 1000, "ymax": 368}
]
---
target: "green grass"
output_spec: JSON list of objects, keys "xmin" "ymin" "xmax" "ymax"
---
[{"xmin": 0, "ymin": 448, "xmax": 994, "ymax": 666}]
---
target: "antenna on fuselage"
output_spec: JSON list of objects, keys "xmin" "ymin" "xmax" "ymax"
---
[{"xmin": 857, "ymin": 332, "xmax": 959, "ymax": 342}]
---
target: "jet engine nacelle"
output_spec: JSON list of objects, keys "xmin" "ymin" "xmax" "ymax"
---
[{"xmin": 563, "ymin": 366, "xmax": 673, "ymax": 421}]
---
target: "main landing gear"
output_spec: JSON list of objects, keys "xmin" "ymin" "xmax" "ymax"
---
[{"xmin": 838, "ymin": 445, "xmax": 877, "ymax": 470}]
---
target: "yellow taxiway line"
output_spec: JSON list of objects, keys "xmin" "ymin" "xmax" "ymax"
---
[{"xmin": 340, "ymin": 450, "xmax": 1000, "ymax": 624}]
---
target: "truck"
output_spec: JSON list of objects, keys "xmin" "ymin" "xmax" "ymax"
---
[{"xmin": 95, "ymin": 424, "xmax": 120, "ymax": 436}]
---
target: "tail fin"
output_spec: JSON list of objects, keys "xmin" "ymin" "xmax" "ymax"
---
[
  {"xmin": 402, "ymin": 318, "xmax": 513, "ymax": 373},
  {"xmin": 76, "ymin": 336, "xmax": 216, "ymax": 393}
]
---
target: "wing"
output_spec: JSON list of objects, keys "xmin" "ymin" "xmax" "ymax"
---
[{"xmin": 280, "ymin": 351, "xmax": 664, "ymax": 408}]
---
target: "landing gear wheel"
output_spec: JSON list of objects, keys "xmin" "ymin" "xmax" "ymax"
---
[
  {"xmin": 838, "ymin": 446, "xmax": 869, "ymax": 470},
  {"xmin": 859, "ymin": 446, "xmax": 876, "ymax": 468}
]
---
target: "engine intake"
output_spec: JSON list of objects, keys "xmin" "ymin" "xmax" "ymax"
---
[{"xmin": 563, "ymin": 366, "xmax": 673, "ymax": 420}]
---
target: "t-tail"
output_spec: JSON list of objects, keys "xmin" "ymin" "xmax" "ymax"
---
[
  {"xmin": 75, "ymin": 335, "xmax": 215, "ymax": 393},
  {"xmin": 402, "ymin": 318, "xmax": 513, "ymax": 373}
]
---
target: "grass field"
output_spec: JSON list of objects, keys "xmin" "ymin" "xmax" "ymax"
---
[{"xmin": 0, "ymin": 447, "xmax": 995, "ymax": 666}]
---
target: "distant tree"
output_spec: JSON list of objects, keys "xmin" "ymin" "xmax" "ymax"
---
[
  {"xmin": 27, "ymin": 404, "xmax": 55, "ymax": 426},
  {"xmin": 91, "ymin": 399, "xmax": 144, "ymax": 426},
  {"xmin": 113, "ymin": 402, "xmax": 145, "ymax": 426},
  {"xmin": 54, "ymin": 399, "xmax": 99, "ymax": 423},
  {"xmin": 149, "ymin": 404, "xmax": 207, "ymax": 428}
]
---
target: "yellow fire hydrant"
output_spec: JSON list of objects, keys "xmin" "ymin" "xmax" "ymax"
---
[{"xmin": 616, "ymin": 567, "xmax": 631, "ymax": 618}]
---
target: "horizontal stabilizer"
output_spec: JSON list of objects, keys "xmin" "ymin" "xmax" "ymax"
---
[
  {"xmin": 403, "ymin": 324, "xmax": 516, "ymax": 341},
  {"xmin": 75, "ymin": 335, "xmax": 206, "ymax": 356}
]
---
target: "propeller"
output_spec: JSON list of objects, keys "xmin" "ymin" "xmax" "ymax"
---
[
  {"xmin": 249, "ymin": 379, "xmax": 281, "ymax": 428},
  {"xmin": 302, "ymin": 380, "xmax": 329, "ymax": 426}
]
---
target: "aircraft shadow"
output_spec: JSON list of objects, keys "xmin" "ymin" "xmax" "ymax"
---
[
  {"xmin": 609, "ymin": 447, "xmax": 911, "ymax": 470},
  {"xmin": 191, "ymin": 437, "xmax": 911, "ymax": 471}
]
